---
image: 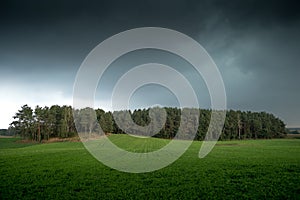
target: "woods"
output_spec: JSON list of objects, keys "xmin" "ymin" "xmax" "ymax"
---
[
  {"xmin": 9, "ymin": 105, "xmax": 287, "ymax": 142},
  {"xmin": 10, "ymin": 105, "xmax": 77, "ymax": 142}
]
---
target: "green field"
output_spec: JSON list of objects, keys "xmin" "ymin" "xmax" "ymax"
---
[{"xmin": 0, "ymin": 135, "xmax": 299, "ymax": 199}]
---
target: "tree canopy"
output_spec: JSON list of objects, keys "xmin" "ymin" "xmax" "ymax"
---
[{"xmin": 9, "ymin": 105, "xmax": 287, "ymax": 142}]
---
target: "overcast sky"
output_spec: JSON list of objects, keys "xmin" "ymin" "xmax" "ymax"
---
[{"xmin": 0, "ymin": 0, "xmax": 299, "ymax": 128}]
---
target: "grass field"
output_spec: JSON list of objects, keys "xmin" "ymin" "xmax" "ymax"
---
[{"xmin": 0, "ymin": 135, "xmax": 299, "ymax": 199}]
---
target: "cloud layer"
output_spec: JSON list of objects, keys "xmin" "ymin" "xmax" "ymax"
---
[{"xmin": 0, "ymin": 0, "xmax": 299, "ymax": 128}]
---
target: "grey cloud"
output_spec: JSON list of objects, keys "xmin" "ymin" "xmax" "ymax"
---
[{"xmin": 0, "ymin": 0, "xmax": 299, "ymax": 127}]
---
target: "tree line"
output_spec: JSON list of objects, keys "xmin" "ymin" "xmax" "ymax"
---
[
  {"xmin": 9, "ymin": 104, "xmax": 287, "ymax": 142},
  {"xmin": 9, "ymin": 105, "xmax": 76, "ymax": 141},
  {"xmin": 0, "ymin": 129, "xmax": 9, "ymax": 136}
]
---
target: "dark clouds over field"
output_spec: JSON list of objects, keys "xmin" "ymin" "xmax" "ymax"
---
[{"xmin": 0, "ymin": 0, "xmax": 299, "ymax": 128}]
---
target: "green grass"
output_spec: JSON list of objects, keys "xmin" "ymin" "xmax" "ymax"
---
[
  {"xmin": 0, "ymin": 136, "xmax": 299, "ymax": 199},
  {"xmin": 0, "ymin": 137, "xmax": 38, "ymax": 149}
]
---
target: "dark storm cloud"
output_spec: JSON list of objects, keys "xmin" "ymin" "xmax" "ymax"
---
[
  {"xmin": 1, "ymin": 0, "xmax": 298, "ymax": 77},
  {"xmin": 1, "ymin": 0, "xmax": 299, "ymax": 71},
  {"xmin": 1, "ymin": 0, "xmax": 299, "ymax": 29},
  {"xmin": 0, "ymin": 0, "xmax": 300, "ymax": 127}
]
